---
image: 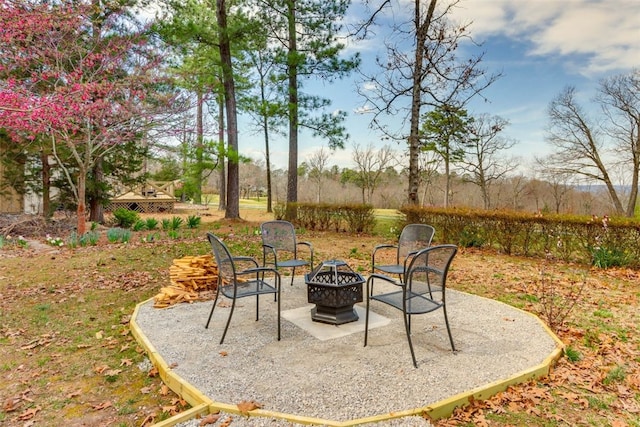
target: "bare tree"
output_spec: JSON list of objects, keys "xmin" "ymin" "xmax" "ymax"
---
[
  {"xmin": 351, "ymin": 143, "xmax": 396, "ymax": 204},
  {"xmin": 459, "ymin": 114, "xmax": 519, "ymax": 209},
  {"xmin": 544, "ymin": 70, "xmax": 639, "ymax": 217},
  {"xmin": 306, "ymin": 147, "xmax": 331, "ymax": 203},
  {"xmin": 418, "ymin": 149, "xmax": 442, "ymax": 207},
  {"xmin": 358, "ymin": 0, "xmax": 499, "ymax": 206},
  {"xmin": 598, "ymin": 70, "xmax": 640, "ymax": 216}
]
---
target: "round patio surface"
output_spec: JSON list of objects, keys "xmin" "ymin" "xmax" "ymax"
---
[{"xmin": 131, "ymin": 277, "xmax": 563, "ymax": 426}]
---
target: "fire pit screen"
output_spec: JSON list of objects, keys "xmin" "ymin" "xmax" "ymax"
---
[{"xmin": 305, "ymin": 260, "xmax": 364, "ymax": 325}]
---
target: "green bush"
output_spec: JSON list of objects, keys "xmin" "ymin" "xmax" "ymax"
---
[
  {"xmin": 145, "ymin": 218, "xmax": 159, "ymax": 230},
  {"xmin": 458, "ymin": 225, "xmax": 485, "ymax": 248},
  {"xmin": 113, "ymin": 208, "xmax": 139, "ymax": 229},
  {"xmin": 591, "ymin": 246, "xmax": 629, "ymax": 268},
  {"xmin": 132, "ymin": 220, "xmax": 147, "ymax": 232},
  {"xmin": 169, "ymin": 216, "xmax": 183, "ymax": 230},
  {"xmin": 400, "ymin": 206, "xmax": 640, "ymax": 268},
  {"xmin": 79, "ymin": 231, "xmax": 100, "ymax": 246},
  {"xmin": 107, "ymin": 227, "xmax": 132, "ymax": 243},
  {"xmin": 186, "ymin": 215, "xmax": 201, "ymax": 229}
]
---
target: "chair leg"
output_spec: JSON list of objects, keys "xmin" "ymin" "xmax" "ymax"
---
[
  {"xmin": 403, "ymin": 312, "xmax": 418, "ymax": 368},
  {"xmin": 277, "ymin": 287, "xmax": 281, "ymax": 341},
  {"xmin": 443, "ymin": 306, "xmax": 456, "ymax": 352},
  {"xmin": 205, "ymin": 290, "xmax": 221, "ymax": 329},
  {"xmin": 364, "ymin": 278, "xmax": 372, "ymax": 347},
  {"xmin": 255, "ymin": 295, "xmax": 260, "ymax": 321},
  {"xmin": 219, "ymin": 298, "xmax": 236, "ymax": 344},
  {"xmin": 289, "ymin": 267, "xmax": 295, "ymax": 286}
]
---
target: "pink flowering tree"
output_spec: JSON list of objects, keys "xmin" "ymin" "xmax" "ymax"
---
[{"xmin": 0, "ymin": 0, "xmax": 170, "ymax": 234}]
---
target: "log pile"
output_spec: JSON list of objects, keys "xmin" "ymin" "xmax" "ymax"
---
[{"xmin": 153, "ymin": 254, "xmax": 219, "ymax": 308}]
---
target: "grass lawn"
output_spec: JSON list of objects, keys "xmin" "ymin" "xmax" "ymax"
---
[{"xmin": 0, "ymin": 204, "xmax": 638, "ymax": 426}]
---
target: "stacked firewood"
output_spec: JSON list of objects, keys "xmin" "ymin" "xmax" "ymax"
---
[{"xmin": 153, "ymin": 254, "xmax": 219, "ymax": 308}]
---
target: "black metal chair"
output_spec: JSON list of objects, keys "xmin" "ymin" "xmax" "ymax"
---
[
  {"xmin": 371, "ymin": 224, "xmax": 435, "ymax": 280},
  {"xmin": 364, "ymin": 244, "xmax": 458, "ymax": 368},
  {"xmin": 261, "ymin": 220, "xmax": 314, "ymax": 286},
  {"xmin": 205, "ymin": 232, "xmax": 281, "ymax": 344}
]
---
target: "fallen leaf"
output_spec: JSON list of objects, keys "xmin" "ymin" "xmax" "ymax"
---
[
  {"xmin": 120, "ymin": 358, "xmax": 133, "ymax": 366},
  {"xmin": 237, "ymin": 400, "xmax": 262, "ymax": 414},
  {"xmin": 94, "ymin": 365, "xmax": 108, "ymax": 374},
  {"xmin": 199, "ymin": 413, "xmax": 220, "ymax": 426},
  {"xmin": 140, "ymin": 386, "xmax": 152, "ymax": 394},
  {"xmin": 3, "ymin": 397, "xmax": 21, "ymax": 412},
  {"xmin": 18, "ymin": 406, "xmax": 41, "ymax": 420},
  {"xmin": 219, "ymin": 351, "xmax": 228, "ymax": 357},
  {"xmin": 161, "ymin": 405, "xmax": 178, "ymax": 415},
  {"xmin": 95, "ymin": 331, "xmax": 103, "ymax": 339},
  {"xmin": 92, "ymin": 401, "xmax": 112, "ymax": 410},
  {"xmin": 148, "ymin": 366, "xmax": 159, "ymax": 377},
  {"xmin": 140, "ymin": 413, "xmax": 155, "ymax": 426},
  {"xmin": 160, "ymin": 384, "xmax": 170, "ymax": 396},
  {"xmin": 66, "ymin": 390, "xmax": 81, "ymax": 399}
]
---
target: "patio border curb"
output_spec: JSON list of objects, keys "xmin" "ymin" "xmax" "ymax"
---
[{"xmin": 130, "ymin": 295, "xmax": 564, "ymax": 426}]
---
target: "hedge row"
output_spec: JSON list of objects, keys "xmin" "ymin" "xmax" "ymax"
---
[
  {"xmin": 275, "ymin": 202, "xmax": 375, "ymax": 233},
  {"xmin": 400, "ymin": 206, "xmax": 640, "ymax": 268}
]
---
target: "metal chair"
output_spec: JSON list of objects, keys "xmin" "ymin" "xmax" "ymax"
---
[
  {"xmin": 364, "ymin": 244, "xmax": 457, "ymax": 368},
  {"xmin": 205, "ymin": 232, "xmax": 281, "ymax": 344},
  {"xmin": 261, "ymin": 220, "xmax": 314, "ymax": 286},
  {"xmin": 371, "ymin": 224, "xmax": 435, "ymax": 280}
]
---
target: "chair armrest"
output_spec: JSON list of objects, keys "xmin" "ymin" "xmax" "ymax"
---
[
  {"xmin": 371, "ymin": 244, "xmax": 398, "ymax": 272},
  {"xmin": 262, "ymin": 244, "xmax": 277, "ymax": 266},
  {"xmin": 297, "ymin": 241, "xmax": 314, "ymax": 269},
  {"xmin": 366, "ymin": 272, "xmax": 404, "ymax": 297},
  {"xmin": 238, "ymin": 266, "xmax": 281, "ymax": 283},
  {"xmin": 232, "ymin": 256, "xmax": 259, "ymax": 269}
]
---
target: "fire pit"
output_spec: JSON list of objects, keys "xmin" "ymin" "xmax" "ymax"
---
[{"xmin": 305, "ymin": 260, "xmax": 364, "ymax": 325}]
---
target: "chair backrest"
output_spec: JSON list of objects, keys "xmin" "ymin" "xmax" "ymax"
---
[
  {"xmin": 261, "ymin": 220, "xmax": 297, "ymax": 254},
  {"xmin": 405, "ymin": 244, "xmax": 457, "ymax": 298},
  {"xmin": 397, "ymin": 224, "xmax": 435, "ymax": 262},
  {"xmin": 207, "ymin": 232, "xmax": 236, "ymax": 289}
]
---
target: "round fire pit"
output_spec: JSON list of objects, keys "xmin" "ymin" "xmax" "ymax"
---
[{"xmin": 305, "ymin": 260, "xmax": 364, "ymax": 325}]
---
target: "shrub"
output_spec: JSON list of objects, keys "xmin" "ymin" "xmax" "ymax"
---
[
  {"xmin": 186, "ymin": 215, "xmax": 201, "ymax": 229},
  {"xmin": 132, "ymin": 220, "xmax": 147, "ymax": 232},
  {"xmin": 107, "ymin": 227, "xmax": 132, "ymax": 243},
  {"xmin": 458, "ymin": 225, "xmax": 485, "ymax": 248},
  {"xmin": 591, "ymin": 246, "xmax": 629, "ymax": 268},
  {"xmin": 145, "ymin": 218, "xmax": 159, "ymax": 230},
  {"xmin": 113, "ymin": 208, "xmax": 139, "ymax": 229},
  {"xmin": 169, "ymin": 216, "xmax": 183, "ymax": 230},
  {"xmin": 79, "ymin": 231, "xmax": 100, "ymax": 246}
]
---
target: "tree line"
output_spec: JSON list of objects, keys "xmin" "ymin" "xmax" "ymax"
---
[{"xmin": 1, "ymin": 0, "xmax": 638, "ymax": 238}]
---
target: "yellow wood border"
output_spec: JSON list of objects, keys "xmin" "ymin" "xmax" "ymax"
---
[{"xmin": 130, "ymin": 295, "xmax": 564, "ymax": 426}]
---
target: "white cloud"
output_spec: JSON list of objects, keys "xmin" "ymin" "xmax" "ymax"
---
[{"xmin": 451, "ymin": 0, "xmax": 639, "ymax": 76}]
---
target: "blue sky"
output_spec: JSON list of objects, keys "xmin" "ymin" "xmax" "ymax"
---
[{"xmin": 241, "ymin": 0, "xmax": 640, "ymax": 174}]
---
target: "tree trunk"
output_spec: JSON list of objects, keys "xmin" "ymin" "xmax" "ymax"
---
[
  {"xmin": 40, "ymin": 150, "xmax": 51, "ymax": 218},
  {"xmin": 76, "ymin": 171, "xmax": 87, "ymax": 235},
  {"xmin": 88, "ymin": 157, "xmax": 104, "ymax": 223},
  {"xmin": 407, "ymin": 0, "xmax": 437, "ymax": 206},
  {"xmin": 195, "ymin": 89, "xmax": 204, "ymax": 204},
  {"xmin": 217, "ymin": 95, "xmax": 226, "ymax": 211},
  {"xmin": 216, "ymin": 0, "xmax": 239, "ymax": 219},
  {"xmin": 286, "ymin": 0, "xmax": 299, "ymax": 204}
]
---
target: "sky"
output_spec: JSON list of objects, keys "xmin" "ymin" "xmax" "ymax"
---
[{"xmin": 240, "ymin": 0, "xmax": 640, "ymax": 174}]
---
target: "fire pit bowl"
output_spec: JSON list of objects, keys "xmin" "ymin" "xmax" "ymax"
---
[{"xmin": 305, "ymin": 260, "xmax": 364, "ymax": 325}]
